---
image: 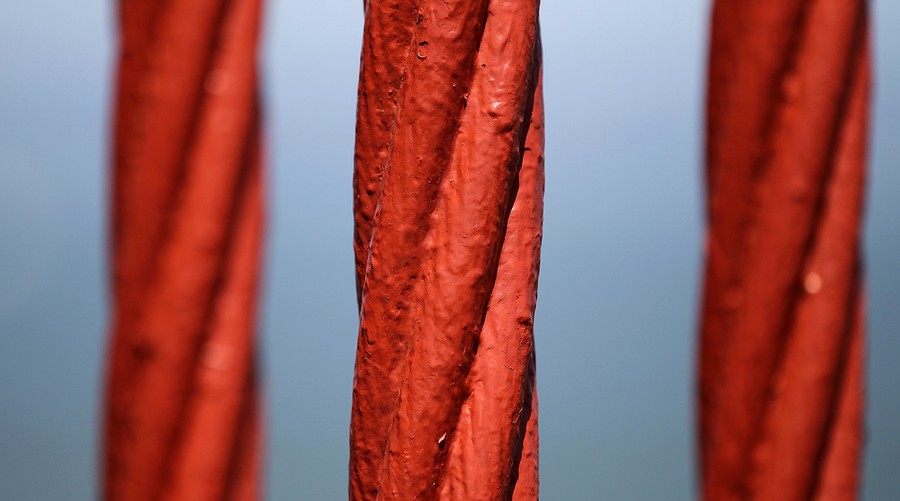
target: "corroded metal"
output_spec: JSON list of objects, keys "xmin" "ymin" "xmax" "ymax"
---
[
  {"xmin": 700, "ymin": 1, "xmax": 870, "ymax": 499},
  {"xmin": 104, "ymin": 0, "xmax": 265, "ymax": 499},
  {"xmin": 350, "ymin": 1, "xmax": 544, "ymax": 499}
]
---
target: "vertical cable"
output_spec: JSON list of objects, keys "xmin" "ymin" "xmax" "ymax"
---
[
  {"xmin": 350, "ymin": 1, "xmax": 544, "ymax": 499},
  {"xmin": 104, "ymin": 0, "xmax": 265, "ymax": 498},
  {"xmin": 700, "ymin": 1, "xmax": 870, "ymax": 499}
]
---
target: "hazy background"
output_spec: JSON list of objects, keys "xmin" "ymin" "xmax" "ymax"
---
[{"xmin": 1, "ymin": 1, "xmax": 897, "ymax": 499}]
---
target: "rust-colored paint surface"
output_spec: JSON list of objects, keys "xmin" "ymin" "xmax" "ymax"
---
[
  {"xmin": 350, "ymin": 1, "xmax": 544, "ymax": 499},
  {"xmin": 700, "ymin": 1, "xmax": 870, "ymax": 500},
  {"xmin": 104, "ymin": 0, "xmax": 265, "ymax": 499}
]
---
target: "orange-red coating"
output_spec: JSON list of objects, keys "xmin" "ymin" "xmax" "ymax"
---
[
  {"xmin": 700, "ymin": 1, "xmax": 870, "ymax": 500},
  {"xmin": 104, "ymin": 0, "xmax": 265, "ymax": 499},
  {"xmin": 350, "ymin": 1, "xmax": 544, "ymax": 499}
]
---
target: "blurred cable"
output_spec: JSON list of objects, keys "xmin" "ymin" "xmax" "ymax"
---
[
  {"xmin": 699, "ymin": 1, "xmax": 870, "ymax": 499},
  {"xmin": 104, "ymin": 0, "xmax": 265, "ymax": 499}
]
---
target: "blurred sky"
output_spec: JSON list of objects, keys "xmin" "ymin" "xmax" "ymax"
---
[{"xmin": 0, "ymin": 1, "xmax": 897, "ymax": 499}]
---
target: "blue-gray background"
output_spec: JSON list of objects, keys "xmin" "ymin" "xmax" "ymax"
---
[{"xmin": 1, "ymin": 1, "xmax": 897, "ymax": 499}]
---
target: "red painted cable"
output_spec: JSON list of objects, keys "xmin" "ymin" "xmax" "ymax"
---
[
  {"xmin": 350, "ymin": 1, "xmax": 544, "ymax": 499},
  {"xmin": 104, "ymin": 0, "xmax": 265, "ymax": 499},
  {"xmin": 700, "ymin": 1, "xmax": 870, "ymax": 499}
]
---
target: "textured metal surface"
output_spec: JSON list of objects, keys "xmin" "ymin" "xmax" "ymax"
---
[
  {"xmin": 104, "ymin": 0, "xmax": 265, "ymax": 499},
  {"xmin": 699, "ymin": 1, "xmax": 870, "ymax": 499},
  {"xmin": 350, "ymin": 1, "xmax": 544, "ymax": 499}
]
